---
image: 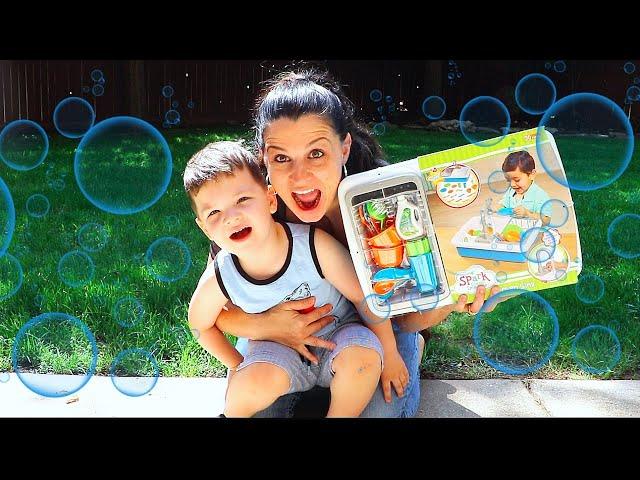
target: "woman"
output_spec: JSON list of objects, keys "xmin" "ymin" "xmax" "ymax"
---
[{"xmin": 209, "ymin": 69, "xmax": 500, "ymax": 417}]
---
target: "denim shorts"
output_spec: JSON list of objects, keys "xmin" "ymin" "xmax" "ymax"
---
[{"xmin": 234, "ymin": 317, "xmax": 384, "ymax": 394}]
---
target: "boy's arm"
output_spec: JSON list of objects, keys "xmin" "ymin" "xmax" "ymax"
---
[
  {"xmin": 188, "ymin": 265, "xmax": 244, "ymax": 370},
  {"xmin": 312, "ymin": 227, "xmax": 396, "ymax": 350},
  {"xmin": 314, "ymin": 228, "xmax": 408, "ymax": 401}
]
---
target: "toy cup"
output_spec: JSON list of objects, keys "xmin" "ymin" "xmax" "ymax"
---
[
  {"xmin": 368, "ymin": 226, "xmax": 403, "ymax": 248},
  {"xmin": 370, "ymin": 244, "xmax": 404, "ymax": 267}
]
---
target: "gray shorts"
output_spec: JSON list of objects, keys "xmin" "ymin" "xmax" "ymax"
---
[{"xmin": 234, "ymin": 318, "xmax": 383, "ymax": 394}]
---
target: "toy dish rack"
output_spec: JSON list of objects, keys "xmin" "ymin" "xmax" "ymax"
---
[{"xmin": 339, "ymin": 168, "xmax": 450, "ymax": 318}]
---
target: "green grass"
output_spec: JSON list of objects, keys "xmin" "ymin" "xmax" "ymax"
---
[{"xmin": 0, "ymin": 124, "xmax": 638, "ymax": 380}]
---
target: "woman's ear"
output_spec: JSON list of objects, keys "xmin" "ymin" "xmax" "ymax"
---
[{"xmin": 341, "ymin": 133, "xmax": 352, "ymax": 165}]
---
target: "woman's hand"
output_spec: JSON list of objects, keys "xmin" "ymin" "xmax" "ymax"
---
[
  {"xmin": 450, "ymin": 284, "xmax": 502, "ymax": 315},
  {"xmin": 261, "ymin": 296, "xmax": 337, "ymax": 364},
  {"xmin": 396, "ymin": 284, "xmax": 504, "ymax": 333}
]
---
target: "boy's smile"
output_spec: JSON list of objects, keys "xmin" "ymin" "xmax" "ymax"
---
[{"xmin": 193, "ymin": 167, "xmax": 277, "ymax": 255}]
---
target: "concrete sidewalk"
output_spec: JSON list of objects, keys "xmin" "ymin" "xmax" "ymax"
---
[{"xmin": 1, "ymin": 373, "xmax": 639, "ymax": 417}]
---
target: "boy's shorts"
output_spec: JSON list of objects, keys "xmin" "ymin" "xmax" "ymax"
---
[{"xmin": 234, "ymin": 316, "xmax": 384, "ymax": 394}]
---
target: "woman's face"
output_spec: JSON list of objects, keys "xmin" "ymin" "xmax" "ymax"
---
[{"xmin": 261, "ymin": 114, "xmax": 351, "ymax": 223}]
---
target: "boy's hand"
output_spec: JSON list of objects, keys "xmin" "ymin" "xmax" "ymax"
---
[
  {"xmin": 513, "ymin": 206, "xmax": 531, "ymax": 217},
  {"xmin": 262, "ymin": 297, "xmax": 337, "ymax": 364},
  {"xmin": 381, "ymin": 349, "xmax": 409, "ymax": 403}
]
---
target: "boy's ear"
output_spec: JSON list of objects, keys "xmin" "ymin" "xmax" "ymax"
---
[
  {"xmin": 267, "ymin": 185, "xmax": 278, "ymax": 214},
  {"xmin": 195, "ymin": 217, "xmax": 211, "ymax": 240}
]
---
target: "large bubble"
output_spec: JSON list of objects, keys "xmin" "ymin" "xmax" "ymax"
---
[
  {"xmin": 145, "ymin": 236, "xmax": 191, "ymax": 282},
  {"xmin": 74, "ymin": 116, "xmax": 172, "ymax": 215},
  {"xmin": 515, "ymin": 73, "xmax": 556, "ymax": 115},
  {"xmin": 576, "ymin": 273, "xmax": 604, "ymax": 304},
  {"xmin": 77, "ymin": 222, "xmax": 109, "ymax": 252},
  {"xmin": 12, "ymin": 312, "xmax": 98, "ymax": 397},
  {"xmin": 607, "ymin": 213, "xmax": 640, "ymax": 259},
  {"xmin": 459, "ymin": 96, "xmax": 510, "ymax": 147},
  {"xmin": 473, "ymin": 289, "xmax": 559, "ymax": 375},
  {"xmin": 0, "ymin": 177, "xmax": 16, "ymax": 257},
  {"xmin": 26, "ymin": 193, "xmax": 50, "ymax": 218},
  {"xmin": 53, "ymin": 97, "xmax": 96, "ymax": 138},
  {"xmin": 58, "ymin": 250, "xmax": 95, "ymax": 287},
  {"xmin": 572, "ymin": 325, "xmax": 621, "ymax": 374},
  {"xmin": 421, "ymin": 96, "xmax": 446, "ymax": 120},
  {"xmin": 110, "ymin": 348, "xmax": 159, "ymax": 397},
  {"xmin": 624, "ymin": 62, "xmax": 636, "ymax": 74},
  {"xmin": 369, "ymin": 89, "xmax": 382, "ymax": 102},
  {"xmin": 0, "ymin": 253, "xmax": 23, "ymax": 301},
  {"xmin": 112, "ymin": 295, "xmax": 144, "ymax": 328},
  {"xmin": 536, "ymin": 93, "xmax": 633, "ymax": 191},
  {"xmin": 0, "ymin": 120, "xmax": 49, "ymax": 171}
]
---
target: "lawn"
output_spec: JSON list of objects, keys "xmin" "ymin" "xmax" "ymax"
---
[{"xmin": 0, "ymin": 123, "xmax": 638, "ymax": 381}]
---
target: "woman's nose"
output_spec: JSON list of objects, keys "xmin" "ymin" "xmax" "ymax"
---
[{"xmin": 290, "ymin": 160, "xmax": 310, "ymax": 182}]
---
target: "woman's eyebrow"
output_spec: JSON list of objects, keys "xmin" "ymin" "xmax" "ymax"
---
[{"xmin": 305, "ymin": 137, "xmax": 330, "ymax": 148}]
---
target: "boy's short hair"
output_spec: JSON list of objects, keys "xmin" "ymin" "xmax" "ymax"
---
[
  {"xmin": 183, "ymin": 141, "xmax": 266, "ymax": 214},
  {"xmin": 502, "ymin": 150, "xmax": 536, "ymax": 174}
]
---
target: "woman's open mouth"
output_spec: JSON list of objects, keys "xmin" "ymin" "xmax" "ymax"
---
[
  {"xmin": 291, "ymin": 189, "xmax": 321, "ymax": 211},
  {"xmin": 229, "ymin": 227, "xmax": 252, "ymax": 242}
]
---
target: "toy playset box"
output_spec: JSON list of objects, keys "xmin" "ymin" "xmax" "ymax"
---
[{"xmin": 338, "ymin": 127, "xmax": 582, "ymax": 318}]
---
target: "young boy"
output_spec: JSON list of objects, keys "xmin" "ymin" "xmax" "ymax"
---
[
  {"xmin": 183, "ymin": 141, "xmax": 408, "ymax": 417},
  {"xmin": 501, "ymin": 150, "xmax": 552, "ymax": 225}
]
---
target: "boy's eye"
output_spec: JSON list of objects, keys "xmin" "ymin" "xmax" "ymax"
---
[
  {"xmin": 238, "ymin": 196, "xmax": 250, "ymax": 203},
  {"xmin": 309, "ymin": 149, "xmax": 324, "ymax": 159},
  {"xmin": 273, "ymin": 154, "xmax": 289, "ymax": 163},
  {"xmin": 208, "ymin": 210, "xmax": 219, "ymax": 217}
]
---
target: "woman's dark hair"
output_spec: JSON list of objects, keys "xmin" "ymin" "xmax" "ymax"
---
[
  {"xmin": 502, "ymin": 150, "xmax": 536, "ymax": 174},
  {"xmin": 253, "ymin": 69, "xmax": 387, "ymax": 174}
]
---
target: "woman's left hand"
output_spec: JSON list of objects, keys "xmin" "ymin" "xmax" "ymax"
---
[{"xmin": 451, "ymin": 284, "xmax": 502, "ymax": 315}]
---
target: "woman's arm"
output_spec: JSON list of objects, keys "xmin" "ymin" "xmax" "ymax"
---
[{"xmin": 394, "ymin": 285, "xmax": 502, "ymax": 333}]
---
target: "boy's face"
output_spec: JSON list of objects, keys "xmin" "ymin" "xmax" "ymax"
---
[
  {"xmin": 504, "ymin": 167, "xmax": 536, "ymax": 195},
  {"xmin": 193, "ymin": 167, "xmax": 277, "ymax": 255}
]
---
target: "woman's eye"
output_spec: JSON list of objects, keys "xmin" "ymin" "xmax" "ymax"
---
[
  {"xmin": 274, "ymin": 154, "xmax": 289, "ymax": 163},
  {"xmin": 310, "ymin": 149, "xmax": 324, "ymax": 159},
  {"xmin": 238, "ymin": 197, "xmax": 250, "ymax": 203},
  {"xmin": 208, "ymin": 210, "xmax": 219, "ymax": 217}
]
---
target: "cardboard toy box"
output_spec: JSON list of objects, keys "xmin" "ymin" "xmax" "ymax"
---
[{"xmin": 338, "ymin": 127, "xmax": 582, "ymax": 318}]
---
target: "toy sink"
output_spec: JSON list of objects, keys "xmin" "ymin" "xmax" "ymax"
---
[{"xmin": 451, "ymin": 214, "xmax": 541, "ymax": 262}]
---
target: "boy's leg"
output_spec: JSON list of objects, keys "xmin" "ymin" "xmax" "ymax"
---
[
  {"xmin": 224, "ymin": 362, "xmax": 290, "ymax": 417},
  {"xmin": 225, "ymin": 340, "xmax": 316, "ymax": 418},
  {"xmin": 359, "ymin": 329, "xmax": 422, "ymax": 418},
  {"xmin": 317, "ymin": 323, "xmax": 384, "ymax": 418}
]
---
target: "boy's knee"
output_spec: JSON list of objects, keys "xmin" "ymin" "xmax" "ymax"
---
[
  {"xmin": 332, "ymin": 346, "xmax": 382, "ymax": 375},
  {"xmin": 229, "ymin": 362, "xmax": 290, "ymax": 398}
]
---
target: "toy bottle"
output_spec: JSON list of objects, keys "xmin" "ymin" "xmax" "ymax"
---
[
  {"xmin": 405, "ymin": 237, "xmax": 438, "ymax": 294},
  {"xmin": 395, "ymin": 195, "xmax": 425, "ymax": 241}
]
